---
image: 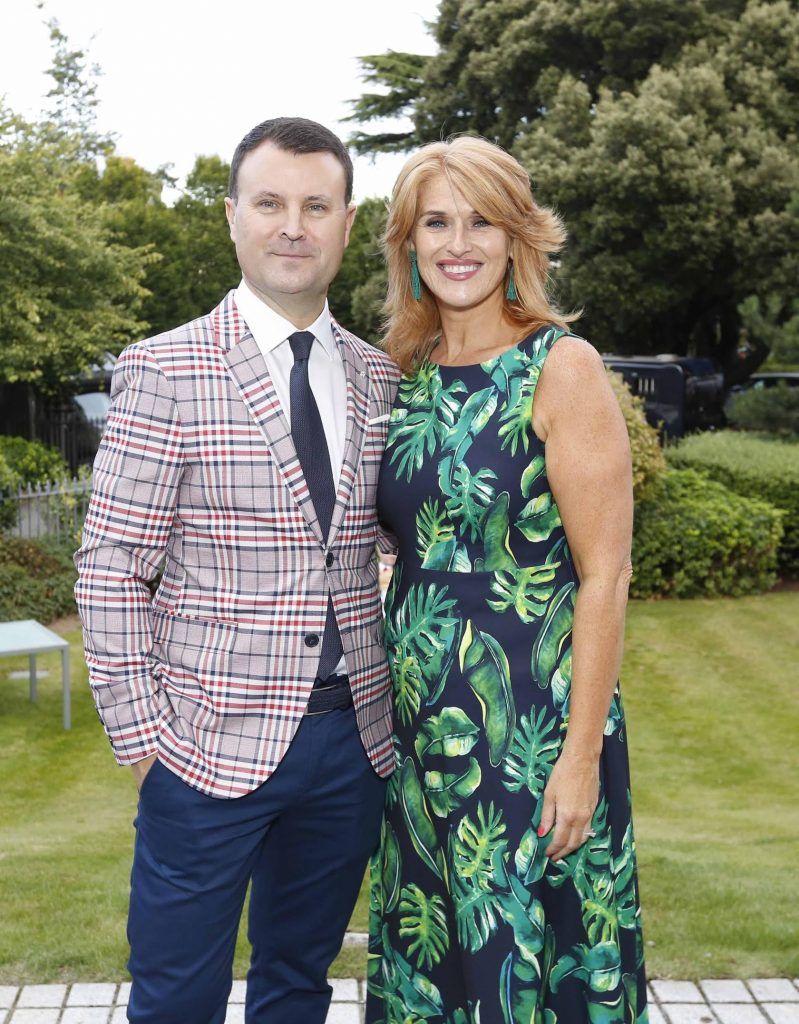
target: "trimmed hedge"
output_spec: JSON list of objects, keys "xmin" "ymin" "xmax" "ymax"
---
[
  {"xmin": 667, "ymin": 431, "xmax": 799, "ymax": 575},
  {"xmin": 631, "ymin": 468, "xmax": 783, "ymax": 598},
  {"xmin": 0, "ymin": 538, "xmax": 77, "ymax": 622},
  {"xmin": 726, "ymin": 382, "xmax": 799, "ymax": 437}
]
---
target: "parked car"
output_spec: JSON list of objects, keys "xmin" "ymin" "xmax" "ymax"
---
[{"xmin": 602, "ymin": 353, "xmax": 726, "ymax": 439}]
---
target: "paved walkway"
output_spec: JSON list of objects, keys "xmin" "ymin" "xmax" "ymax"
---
[{"xmin": 1, "ymin": 978, "xmax": 798, "ymax": 1023}]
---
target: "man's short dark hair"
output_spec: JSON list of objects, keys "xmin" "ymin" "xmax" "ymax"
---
[{"xmin": 228, "ymin": 117, "xmax": 354, "ymax": 205}]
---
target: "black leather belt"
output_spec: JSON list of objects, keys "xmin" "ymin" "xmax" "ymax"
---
[{"xmin": 305, "ymin": 674, "xmax": 353, "ymax": 716}]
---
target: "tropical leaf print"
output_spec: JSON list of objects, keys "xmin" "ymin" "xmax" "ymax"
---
[
  {"xmin": 390, "ymin": 370, "xmax": 466, "ymax": 481},
  {"xmin": 452, "ymin": 801, "xmax": 508, "ymax": 890},
  {"xmin": 385, "ymin": 581, "xmax": 459, "ymax": 725},
  {"xmin": 416, "ymin": 499, "xmax": 471, "ymax": 572},
  {"xmin": 449, "ymin": 830, "xmax": 505, "ymax": 955},
  {"xmin": 459, "ymin": 621, "xmax": 516, "ymax": 767},
  {"xmin": 398, "ymin": 883, "xmax": 450, "ymax": 970},
  {"xmin": 399, "ymin": 757, "xmax": 448, "ymax": 882},
  {"xmin": 516, "ymin": 492, "xmax": 563, "ymax": 544},
  {"xmin": 379, "ymin": 923, "xmax": 445, "ymax": 1018},
  {"xmin": 503, "ymin": 706, "xmax": 561, "ymax": 797},
  {"xmin": 521, "ymin": 455, "xmax": 546, "ymax": 498},
  {"xmin": 442, "ymin": 387, "xmax": 499, "ymax": 464},
  {"xmin": 550, "ymin": 940, "xmax": 622, "ymax": 996},
  {"xmin": 475, "ymin": 492, "xmax": 517, "ymax": 572},
  {"xmin": 488, "ymin": 562, "xmax": 560, "ymax": 623},
  {"xmin": 424, "ymin": 757, "xmax": 482, "ymax": 817},
  {"xmin": 498, "ymin": 370, "xmax": 540, "ymax": 455},
  {"xmin": 414, "ymin": 707, "xmax": 480, "ymax": 762},
  {"xmin": 380, "ymin": 818, "xmax": 402, "ymax": 915},
  {"xmin": 439, "ymin": 457, "xmax": 497, "ymax": 543},
  {"xmin": 531, "ymin": 582, "xmax": 575, "ymax": 690},
  {"xmin": 514, "ymin": 826, "xmax": 548, "ymax": 886}
]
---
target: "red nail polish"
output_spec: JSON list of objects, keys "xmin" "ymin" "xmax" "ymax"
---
[{"xmin": 537, "ymin": 826, "xmax": 546, "ymax": 837}]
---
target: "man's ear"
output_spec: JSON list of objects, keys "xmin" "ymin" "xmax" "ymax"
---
[
  {"xmin": 343, "ymin": 203, "xmax": 357, "ymax": 248},
  {"xmin": 224, "ymin": 197, "xmax": 237, "ymax": 242}
]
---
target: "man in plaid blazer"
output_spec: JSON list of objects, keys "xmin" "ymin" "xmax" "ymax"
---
[{"xmin": 75, "ymin": 118, "xmax": 400, "ymax": 1023}]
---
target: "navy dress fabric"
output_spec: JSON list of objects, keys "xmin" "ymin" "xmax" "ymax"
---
[{"xmin": 366, "ymin": 326, "xmax": 648, "ymax": 1024}]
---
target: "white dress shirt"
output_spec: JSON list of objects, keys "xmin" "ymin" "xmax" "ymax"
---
[{"xmin": 234, "ymin": 278, "xmax": 348, "ymax": 674}]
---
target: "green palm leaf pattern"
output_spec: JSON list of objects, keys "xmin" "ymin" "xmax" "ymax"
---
[
  {"xmin": 531, "ymin": 582, "xmax": 575, "ymax": 690},
  {"xmin": 378, "ymin": 923, "xmax": 445, "ymax": 1018},
  {"xmin": 521, "ymin": 455, "xmax": 546, "ymax": 498},
  {"xmin": 438, "ymin": 456, "xmax": 497, "ymax": 543},
  {"xmin": 503, "ymin": 706, "xmax": 561, "ymax": 797},
  {"xmin": 449, "ymin": 830, "xmax": 505, "ymax": 955},
  {"xmin": 474, "ymin": 492, "xmax": 517, "ymax": 572},
  {"xmin": 498, "ymin": 368, "xmax": 540, "ymax": 455},
  {"xmin": 398, "ymin": 883, "xmax": 450, "ymax": 970},
  {"xmin": 442, "ymin": 387, "xmax": 499, "ymax": 464},
  {"xmin": 385, "ymin": 581, "xmax": 459, "ymax": 725},
  {"xmin": 424, "ymin": 757, "xmax": 482, "ymax": 817},
  {"xmin": 516, "ymin": 492, "xmax": 563, "ymax": 544},
  {"xmin": 390, "ymin": 371, "xmax": 467, "ymax": 481},
  {"xmin": 452, "ymin": 801, "xmax": 508, "ymax": 890},
  {"xmin": 488, "ymin": 562, "xmax": 561, "ymax": 622},
  {"xmin": 459, "ymin": 620, "xmax": 516, "ymax": 766},
  {"xmin": 398, "ymin": 757, "xmax": 448, "ymax": 882},
  {"xmin": 416, "ymin": 499, "xmax": 471, "ymax": 572},
  {"xmin": 380, "ymin": 818, "xmax": 402, "ymax": 915},
  {"xmin": 414, "ymin": 707, "xmax": 480, "ymax": 762}
]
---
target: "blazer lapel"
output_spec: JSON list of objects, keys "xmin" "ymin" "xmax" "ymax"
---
[
  {"xmin": 328, "ymin": 321, "xmax": 370, "ymax": 547},
  {"xmin": 218, "ymin": 297, "xmax": 324, "ymax": 545}
]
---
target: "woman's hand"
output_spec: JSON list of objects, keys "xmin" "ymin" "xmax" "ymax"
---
[{"xmin": 538, "ymin": 749, "xmax": 600, "ymax": 861}]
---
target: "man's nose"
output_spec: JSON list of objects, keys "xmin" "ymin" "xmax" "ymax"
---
[{"xmin": 280, "ymin": 205, "xmax": 305, "ymax": 240}]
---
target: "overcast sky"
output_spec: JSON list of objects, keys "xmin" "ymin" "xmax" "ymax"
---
[{"xmin": 1, "ymin": 0, "xmax": 441, "ymax": 201}]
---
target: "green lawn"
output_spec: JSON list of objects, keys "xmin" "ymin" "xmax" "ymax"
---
[{"xmin": 1, "ymin": 593, "xmax": 797, "ymax": 984}]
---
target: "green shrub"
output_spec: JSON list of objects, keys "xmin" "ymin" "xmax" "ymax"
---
[
  {"xmin": 631, "ymin": 468, "xmax": 783, "ymax": 598},
  {"xmin": 667, "ymin": 431, "xmax": 799, "ymax": 575},
  {"xmin": 0, "ymin": 537, "xmax": 77, "ymax": 622},
  {"xmin": 725, "ymin": 383, "xmax": 799, "ymax": 437},
  {"xmin": 0, "ymin": 437, "xmax": 69, "ymax": 488},
  {"xmin": 607, "ymin": 370, "xmax": 666, "ymax": 501}
]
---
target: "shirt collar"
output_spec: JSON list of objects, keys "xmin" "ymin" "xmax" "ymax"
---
[{"xmin": 234, "ymin": 278, "xmax": 337, "ymax": 359}]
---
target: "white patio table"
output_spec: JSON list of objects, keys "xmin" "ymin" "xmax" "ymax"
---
[{"xmin": 0, "ymin": 619, "xmax": 70, "ymax": 729}]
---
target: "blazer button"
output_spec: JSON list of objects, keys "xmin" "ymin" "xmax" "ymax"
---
[
  {"xmin": 304, "ymin": 634, "xmax": 320, "ymax": 648},
  {"xmin": 325, "ymin": 552, "xmax": 334, "ymax": 568}
]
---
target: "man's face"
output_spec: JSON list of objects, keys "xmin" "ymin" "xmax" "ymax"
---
[{"xmin": 225, "ymin": 141, "xmax": 356, "ymax": 314}]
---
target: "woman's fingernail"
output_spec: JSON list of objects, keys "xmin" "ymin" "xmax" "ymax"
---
[{"xmin": 537, "ymin": 826, "xmax": 546, "ymax": 837}]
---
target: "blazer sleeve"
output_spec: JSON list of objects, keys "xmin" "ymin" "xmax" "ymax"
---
[{"xmin": 74, "ymin": 342, "xmax": 185, "ymax": 764}]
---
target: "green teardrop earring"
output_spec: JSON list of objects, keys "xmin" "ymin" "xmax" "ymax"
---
[
  {"xmin": 409, "ymin": 250, "xmax": 422, "ymax": 301},
  {"xmin": 506, "ymin": 261, "xmax": 518, "ymax": 301}
]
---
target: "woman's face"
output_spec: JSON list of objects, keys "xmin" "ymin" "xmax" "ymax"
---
[{"xmin": 411, "ymin": 174, "xmax": 511, "ymax": 312}]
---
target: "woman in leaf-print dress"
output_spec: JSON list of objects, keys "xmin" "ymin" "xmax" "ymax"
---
[{"xmin": 366, "ymin": 136, "xmax": 648, "ymax": 1024}]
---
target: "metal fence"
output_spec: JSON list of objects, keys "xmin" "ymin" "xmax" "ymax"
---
[{"xmin": 1, "ymin": 477, "xmax": 92, "ymax": 544}]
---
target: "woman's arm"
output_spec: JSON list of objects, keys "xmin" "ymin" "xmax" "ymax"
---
[{"xmin": 532, "ymin": 336, "xmax": 634, "ymax": 861}]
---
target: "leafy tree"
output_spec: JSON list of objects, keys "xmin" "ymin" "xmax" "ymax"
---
[
  {"xmin": 0, "ymin": 22, "xmax": 149, "ymax": 389},
  {"xmin": 328, "ymin": 195, "xmax": 388, "ymax": 338},
  {"xmin": 348, "ymin": 0, "xmax": 798, "ymax": 374},
  {"xmin": 0, "ymin": 120, "xmax": 149, "ymax": 389}
]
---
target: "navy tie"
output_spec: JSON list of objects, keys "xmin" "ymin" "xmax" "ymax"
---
[{"xmin": 289, "ymin": 331, "xmax": 343, "ymax": 684}]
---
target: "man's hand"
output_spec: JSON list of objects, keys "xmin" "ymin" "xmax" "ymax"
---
[{"xmin": 131, "ymin": 753, "xmax": 158, "ymax": 792}]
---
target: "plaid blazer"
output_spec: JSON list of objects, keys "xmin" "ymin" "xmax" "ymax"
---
[{"xmin": 75, "ymin": 291, "xmax": 401, "ymax": 798}]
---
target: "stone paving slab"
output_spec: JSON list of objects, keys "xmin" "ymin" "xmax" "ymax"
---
[{"xmin": 0, "ymin": 978, "xmax": 795, "ymax": 1022}]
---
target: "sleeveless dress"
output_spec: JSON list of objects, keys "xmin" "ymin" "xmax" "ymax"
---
[{"xmin": 366, "ymin": 325, "xmax": 648, "ymax": 1024}]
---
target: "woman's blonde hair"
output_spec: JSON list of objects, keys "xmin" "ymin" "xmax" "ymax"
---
[{"xmin": 381, "ymin": 135, "xmax": 577, "ymax": 372}]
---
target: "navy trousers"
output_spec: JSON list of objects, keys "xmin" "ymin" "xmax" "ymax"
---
[{"xmin": 126, "ymin": 705, "xmax": 386, "ymax": 1023}]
